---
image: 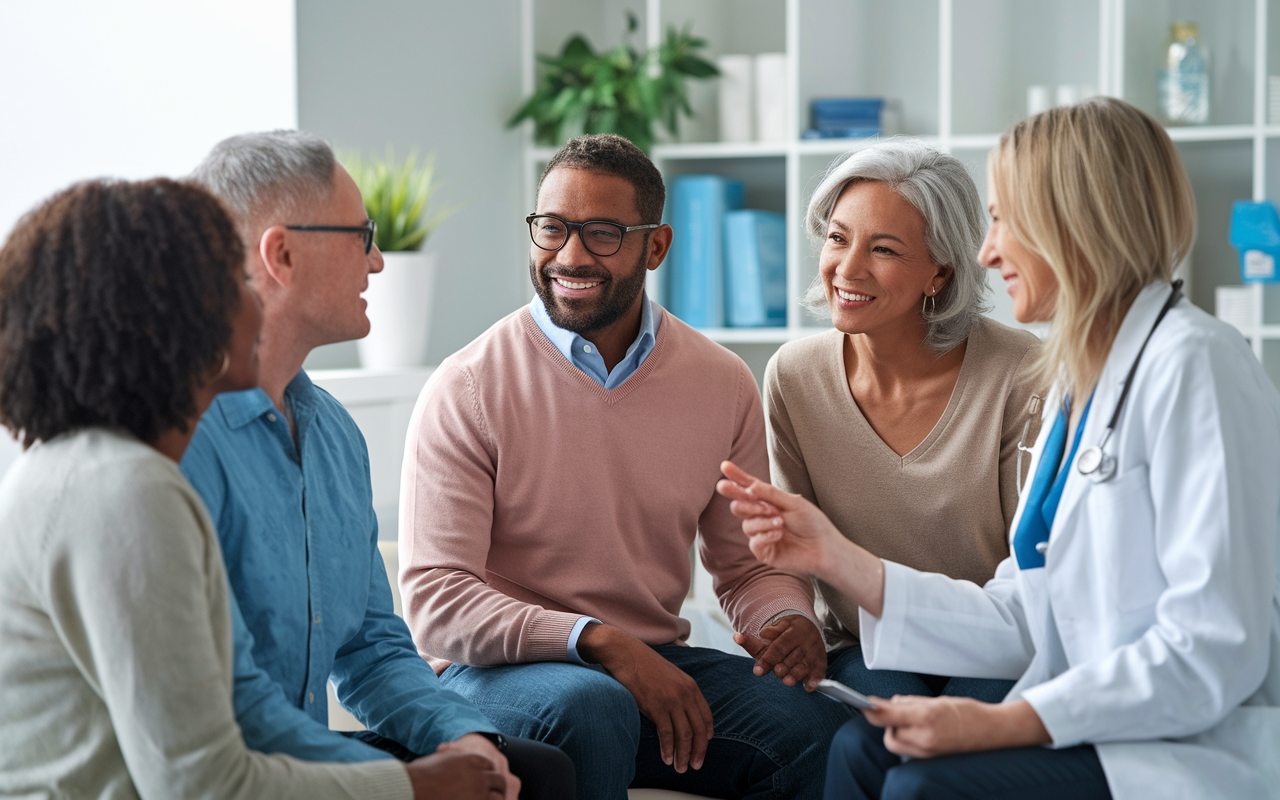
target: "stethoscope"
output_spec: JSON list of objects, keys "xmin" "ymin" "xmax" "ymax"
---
[{"xmin": 1017, "ymin": 280, "xmax": 1183, "ymax": 493}]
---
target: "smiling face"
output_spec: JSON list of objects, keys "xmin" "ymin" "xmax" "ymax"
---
[
  {"xmin": 529, "ymin": 167, "xmax": 657, "ymax": 335},
  {"xmin": 291, "ymin": 164, "xmax": 385, "ymax": 346},
  {"xmin": 819, "ymin": 180, "xmax": 949, "ymax": 339},
  {"xmin": 978, "ymin": 171, "xmax": 1058, "ymax": 323}
]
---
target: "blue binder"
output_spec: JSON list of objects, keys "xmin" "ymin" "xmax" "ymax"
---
[
  {"xmin": 667, "ymin": 175, "xmax": 745, "ymax": 327},
  {"xmin": 723, "ymin": 210, "xmax": 787, "ymax": 327}
]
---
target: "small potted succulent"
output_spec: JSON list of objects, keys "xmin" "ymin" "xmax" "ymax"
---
[
  {"xmin": 508, "ymin": 12, "xmax": 719, "ymax": 153},
  {"xmin": 342, "ymin": 149, "xmax": 456, "ymax": 369}
]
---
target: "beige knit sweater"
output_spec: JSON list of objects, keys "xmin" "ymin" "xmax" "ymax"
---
[
  {"xmin": 765, "ymin": 317, "xmax": 1043, "ymax": 648},
  {"xmin": 0, "ymin": 428, "xmax": 409, "ymax": 800}
]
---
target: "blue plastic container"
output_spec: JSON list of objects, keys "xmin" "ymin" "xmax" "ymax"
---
[{"xmin": 1230, "ymin": 201, "xmax": 1280, "ymax": 282}]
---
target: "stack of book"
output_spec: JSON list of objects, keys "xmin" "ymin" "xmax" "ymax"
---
[{"xmin": 664, "ymin": 175, "xmax": 787, "ymax": 328}]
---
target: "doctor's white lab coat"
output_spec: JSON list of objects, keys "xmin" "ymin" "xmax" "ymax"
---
[{"xmin": 859, "ymin": 282, "xmax": 1280, "ymax": 799}]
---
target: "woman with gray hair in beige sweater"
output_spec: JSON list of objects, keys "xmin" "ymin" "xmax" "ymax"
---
[{"xmin": 740, "ymin": 139, "xmax": 1042, "ymax": 703}]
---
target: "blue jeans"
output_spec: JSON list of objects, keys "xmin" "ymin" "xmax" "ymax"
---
[
  {"xmin": 441, "ymin": 644, "xmax": 853, "ymax": 800},
  {"xmin": 824, "ymin": 714, "xmax": 1112, "ymax": 799},
  {"xmin": 826, "ymin": 646, "xmax": 1014, "ymax": 704}
]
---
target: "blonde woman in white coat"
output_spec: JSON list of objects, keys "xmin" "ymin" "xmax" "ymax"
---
[{"xmin": 718, "ymin": 96, "xmax": 1280, "ymax": 800}]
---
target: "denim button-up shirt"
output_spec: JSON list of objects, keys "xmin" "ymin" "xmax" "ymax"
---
[{"xmin": 181, "ymin": 370, "xmax": 495, "ymax": 762}]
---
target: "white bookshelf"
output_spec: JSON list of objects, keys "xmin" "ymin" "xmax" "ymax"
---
[{"xmin": 520, "ymin": 0, "xmax": 1280, "ymax": 383}]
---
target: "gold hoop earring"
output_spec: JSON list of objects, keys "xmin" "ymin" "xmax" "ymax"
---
[{"xmin": 211, "ymin": 351, "xmax": 231, "ymax": 382}]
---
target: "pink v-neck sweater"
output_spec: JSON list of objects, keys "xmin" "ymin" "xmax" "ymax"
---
[{"xmin": 400, "ymin": 306, "xmax": 815, "ymax": 672}]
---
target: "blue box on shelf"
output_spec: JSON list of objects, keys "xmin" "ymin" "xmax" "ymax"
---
[
  {"xmin": 1230, "ymin": 201, "xmax": 1280, "ymax": 282},
  {"xmin": 808, "ymin": 97, "xmax": 884, "ymax": 139}
]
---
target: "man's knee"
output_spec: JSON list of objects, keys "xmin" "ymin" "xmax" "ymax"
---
[{"xmin": 538, "ymin": 668, "xmax": 640, "ymax": 743}]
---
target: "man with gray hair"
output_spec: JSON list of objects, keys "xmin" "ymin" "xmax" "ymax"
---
[{"xmin": 181, "ymin": 130, "xmax": 573, "ymax": 800}]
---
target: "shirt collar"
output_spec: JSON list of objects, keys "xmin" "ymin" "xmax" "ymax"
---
[
  {"xmin": 528, "ymin": 289, "xmax": 658, "ymax": 362},
  {"xmin": 214, "ymin": 369, "xmax": 318, "ymax": 430}
]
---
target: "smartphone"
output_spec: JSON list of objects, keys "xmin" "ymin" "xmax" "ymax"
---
[{"xmin": 815, "ymin": 679, "xmax": 877, "ymax": 710}]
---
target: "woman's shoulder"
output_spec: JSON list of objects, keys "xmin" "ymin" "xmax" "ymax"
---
[
  {"xmin": 769, "ymin": 328, "xmax": 844, "ymax": 383},
  {"xmin": 969, "ymin": 316, "xmax": 1042, "ymax": 365}
]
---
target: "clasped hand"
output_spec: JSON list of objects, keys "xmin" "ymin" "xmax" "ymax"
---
[
  {"xmin": 734, "ymin": 614, "xmax": 827, "ymax": 691},
  {"xmin": 404, "ymin": 732, "xmax": 519, "ymax": 800}
]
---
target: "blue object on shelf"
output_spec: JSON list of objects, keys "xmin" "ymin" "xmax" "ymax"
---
[
  {"xmin": 1230, "ymin": 201, "xmax": 1280, "ymax": 282},
  {"xmin": 666, "ymin": 175, "xmax": 745, "ymax": 327},
  {"xmin": 723, "ymin": 210, "xmax": 787, "ymax": 328},
  {"xmin": 810, "ymin": 97, "xmax": 884, "ymax": 138},
  {"xmin": 802, "ymin": 127, "xmax": 882, "ymax": 139}
]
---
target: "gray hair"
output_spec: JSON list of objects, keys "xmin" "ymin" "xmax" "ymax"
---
[
  {"xmin": 803, "ymin": 138, "xmax": 990, "ymax": 353},
  {"xmin": 189, "ymin": 130, "xmax": 336, "ymax": 238}
]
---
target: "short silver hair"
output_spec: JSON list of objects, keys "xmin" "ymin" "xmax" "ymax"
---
[
  {"xmin": 189, "ymin": 130, "xmax": 336, "ymax": 238},
  {"xmin": 803, "ymin": 138, "xmax": 990, "ymax": 353}
]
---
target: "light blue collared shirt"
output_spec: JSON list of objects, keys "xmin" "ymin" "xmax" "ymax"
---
[
  {"xmin": 181, "ymin": 370, "xmax": 496, "ymax": 761},
  {"xmin": 530, "ymin": 290, "xmax": 662, "ymax": 662},
  {"xmin": 529, "ymin": 290, "xmax": 662, "ymax": 390}
]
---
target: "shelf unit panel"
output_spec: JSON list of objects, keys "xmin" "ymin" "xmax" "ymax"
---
[
  {"xmin": 951, "ymin": 0, "xmax": 1101, "ymax": 136},
  {"xmin": 658, "ymin": 0, "xmax": 787, "ymax": 145},
  {"xmin": 1123, "ymin": 0, "xmax": 1256, "ymax": 127},
  {"xmin": 1164, "ymin": 123, "xmax": 1257, "ymax": 141},
  {"xmin": 797, "ymin": 0, "xmax": 940, "ymax": 137},
  {"xmin": 652, "ymin": 142, "xmax": 789, "ymax": 159},
  {"xmin": 1175, "ymin": 138, "xmax": 1253, "ymax": 311}
]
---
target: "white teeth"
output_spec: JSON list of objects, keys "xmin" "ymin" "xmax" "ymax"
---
[
  {"xmin": 554, "ymin": 277, "xmax": 603, "ymax": 290},
  {"xmin": 836, "ymin": 288, "xmax": 873, "ymax": 302}
]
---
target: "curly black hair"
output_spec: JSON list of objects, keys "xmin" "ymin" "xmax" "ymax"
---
[
  {"xmin": 540, "ymin": 133, "xmax": 666, "ymax": 223},
  {"xmin": 0, "ymin": 178, "xmax": 243, "ymax": 446}
]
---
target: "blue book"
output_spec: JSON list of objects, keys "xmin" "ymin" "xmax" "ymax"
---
[
  {"xmin": 667, "ymin": 175, "xmax": 745, "ymax": 327},
  {"xmin": 723, "ymin": 210, "xmax": 787, "ymax": 327}
]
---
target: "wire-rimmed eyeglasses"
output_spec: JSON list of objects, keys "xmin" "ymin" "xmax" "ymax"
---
[
  {"xmin": 286, "ymin": 218, "xmax": 378, "ymax": 254},
  {"xmin": 526, "ymin": 214, "xmax": 659, "ymax": 258}
]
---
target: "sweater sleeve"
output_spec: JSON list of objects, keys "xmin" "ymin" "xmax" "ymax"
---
[
  {"xmin": 400, "ymin": 363, "xmax": 583, "ymax": 666},
  {"xmin": 698, "ymin": 361, "xmax": 818, "ymax": 636},
  {"xmin": 46, "ymin": 463, "xmax": 410, "ymax": 800}
]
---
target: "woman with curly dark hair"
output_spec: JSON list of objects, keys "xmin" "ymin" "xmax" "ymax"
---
[{"xmin": 0, "ymin": 179, "xmax": 502, "ymax": 800}]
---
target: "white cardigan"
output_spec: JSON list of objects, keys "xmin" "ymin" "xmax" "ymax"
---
[
  {"xmin": 0, "ymin": 428, "xmax": 410, "ymax": 799},
  {"xmin": 861, "ymin": 283, "xmax": 1280, "ymax": 799}
]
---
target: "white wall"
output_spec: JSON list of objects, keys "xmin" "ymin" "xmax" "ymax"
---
[
  {"xmin": 295, "ymin": 0, "xmax": 530, "ymax": 369},
  {"xmin": 0, "ymin": 0, "xmax": 298, "ymax": 478}
]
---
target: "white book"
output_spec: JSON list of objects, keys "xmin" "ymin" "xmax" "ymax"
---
[
  {"xmin": 717, "ymin": 54, "xmax": 754, "ymax": 143},
  {"xmin": 754, "ymin": 52, "xmax": 789, "ymax": 142}
]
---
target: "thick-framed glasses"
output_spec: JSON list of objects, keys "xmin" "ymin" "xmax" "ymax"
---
[
  {"xmin": 526, "ymin": 214, "xmax": 660, "ymax": 257},
  {"xmin": 285, "ymin": 219, "xmax": 377, "ymax": 254}
]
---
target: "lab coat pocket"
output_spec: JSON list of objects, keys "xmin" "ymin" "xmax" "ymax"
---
[{"xmin": 1084, "ymin": 465, "xmax": 1162, "ymax": 614}]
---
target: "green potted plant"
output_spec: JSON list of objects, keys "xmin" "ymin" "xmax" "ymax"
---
[
  {"xmin": 508, "ymin": 12, "xmax": 719, "ymax": 153},
  {"xmin": 341, "ymin": 149, "xmax": 457, "ymax": 369}
]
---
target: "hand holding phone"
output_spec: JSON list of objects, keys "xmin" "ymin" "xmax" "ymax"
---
[{"xmin": 815, "ymin": 679, "xmax": 877, "ymax": 710}]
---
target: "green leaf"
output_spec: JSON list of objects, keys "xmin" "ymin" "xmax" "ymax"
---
[{"xmin": 338, "ymin": 148, "xmax": 459, "ymax": 252}]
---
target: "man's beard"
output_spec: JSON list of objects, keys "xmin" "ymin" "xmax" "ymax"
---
[{"xmin": 529, "ymin": 249, "xmax": 648, "ymax": 334}]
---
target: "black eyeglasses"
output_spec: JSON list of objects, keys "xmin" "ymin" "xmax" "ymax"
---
[
  {"xmin": 526, "ymin": 214, "xmax": 659, "ymax": 257},
  {"xmin": 285, "ymin": 219, "xmax": 377, "ymax": 254}
]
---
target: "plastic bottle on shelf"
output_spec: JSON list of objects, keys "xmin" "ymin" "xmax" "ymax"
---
[{"xmin": 1159, "ymin": 21, "xmax": 1209, "ymax": 125}]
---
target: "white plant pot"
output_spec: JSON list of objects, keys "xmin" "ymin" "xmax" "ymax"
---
[{"xmin": 358, "ymin": 251, "xmax": 436, "ymax": 369}]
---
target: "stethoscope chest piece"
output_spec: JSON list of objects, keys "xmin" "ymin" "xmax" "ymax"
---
[{"xmin": 1076, "ymin": 444, "xmax": 1116, "ymax": 483}]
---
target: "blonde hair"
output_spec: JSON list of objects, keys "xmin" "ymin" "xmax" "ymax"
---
[{"xmin": 990, "ymin": 96, "xmax": 1195, "ymax": 400}]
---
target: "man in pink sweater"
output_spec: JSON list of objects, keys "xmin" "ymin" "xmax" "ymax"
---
[{"xmin": 400, "ymin": 134, "xmax": 851, "ymax": 800}]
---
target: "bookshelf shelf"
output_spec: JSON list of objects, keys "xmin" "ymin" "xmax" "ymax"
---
[
  {"xmin": 695, "ymin": 326, "xmax": 819, "ymax": 344},
  {"xmin": 520, "ymin": 0, "xmax": 1280, "ymax": 386}
]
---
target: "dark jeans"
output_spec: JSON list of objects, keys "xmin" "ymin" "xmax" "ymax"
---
[
  {"xmin": 346, "ymin": 730, "xmax": 575, "ymax": 800},
  {"xmin": 441, "ymin": 643, "xmax": 854, "ymax": 800},
  {"xmin": 823, "ymin": 715, "xmax": 1112, "ymax": 800},
  {"xmin": 827, "ymin": 645, "xmax": 1015, "ymax": 704}
]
